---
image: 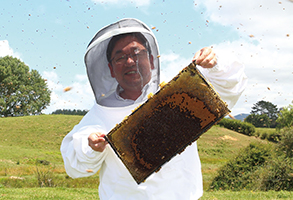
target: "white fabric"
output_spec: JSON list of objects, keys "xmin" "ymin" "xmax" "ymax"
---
[
  {"xmin": 97, "ymin": 80, "xmax": 159, "ymax": 107},
  {"xmin": 61, "ymin": 103, "xmax": 203, "ymax": 200},
  {"xmin": 198, "ymin": 51, "xmax": 247, "ymax": 110},
  {"xmin": 61, "ymin": 18, "xmax": 248, "ymax": 200}
]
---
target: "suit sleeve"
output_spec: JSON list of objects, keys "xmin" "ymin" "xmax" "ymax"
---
[
  {"xmin": 60, "ymin": 110, "xmax": 109, "ymax": 179},
  {"xmin": 198, "ymin": 51, "xmax": 248, "ymax": 110}
]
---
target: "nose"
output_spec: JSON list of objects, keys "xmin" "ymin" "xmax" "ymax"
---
[{"xmin": 125, "ymin": 55, "xmax": 136, "ymax": 65}]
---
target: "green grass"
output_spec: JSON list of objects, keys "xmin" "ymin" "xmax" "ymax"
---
[
  {"xmin": 0, "ymin": 115, "xmax": 288, "ymax": 199},
  {"xmin": 0, "ymin": 188, "xmax": 100, "ymax": 200},
  {"xmin": 0, "ymin": 115, "xmax": 81, "ymax": 163},
  {"xmin": 0, "ymin": 115, "xmax": 98, "ymax": 189},
  {"xmin": 200, "ymin": 190, "xmax": 293, "ymax": 200},
  {"xmin": 254, "ymin": 127, "xmax": 277, "ymax": 137},
  {"xmin": 255, "ymin": 127, "xmax": 277, "ymax": 137},
  {"xmin": 0, "ymin": 188, "xmax": 292, "ymax": 199},
  {"xmin": 255, "ymin": 127, "xmax": 276, "ymax": 134}
]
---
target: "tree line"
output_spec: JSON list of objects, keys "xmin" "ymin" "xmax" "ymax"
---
[
  {"xmin": 51, "ymin": 109, "xmax": 88, "ymax": 116},
  {"xmin": 244, "ymin": 100, "xmax": 292, "ymax": 129}
]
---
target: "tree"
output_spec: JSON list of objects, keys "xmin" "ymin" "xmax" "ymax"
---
[
  {"xmin": 245, "ymin": 113, "xmax": 271, "ymax": 128},
  {"xmin": 276, "ymin": 102, "xmax": 293, "ymax": 129},
  {"xmin": 251, "ymin": 100, "xmax": 279, "ymax": 128},
  {"xmin": 0, "ymin": 56, "xmax": 51, "ymax": 117}
]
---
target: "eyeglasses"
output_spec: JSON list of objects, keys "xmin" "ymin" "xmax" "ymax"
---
[{"xmin": 110, "ymin": 49, "xmax": 148, "ymax": 65}]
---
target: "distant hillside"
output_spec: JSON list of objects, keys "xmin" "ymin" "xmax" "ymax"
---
[{"xmin": 234, "ymin": 113, "xmax": 249, "ymax": 121}]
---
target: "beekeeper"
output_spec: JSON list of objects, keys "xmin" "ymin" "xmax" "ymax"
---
[{"xmin": 61, "ymin": 18, "xmax": 247, "ymax": 200}]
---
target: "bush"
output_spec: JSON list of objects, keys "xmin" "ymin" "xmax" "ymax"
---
[
  {"xmin": 260, "ymin": 132, "xmax": 268, "ymax": 140},
  {"xmin": 254, "ymin": 128, "xmax": 280, "ymax": 143},
  {"xmin": 255, "ymin": 156, "xmax": 293, "ymax": 191},
  {"xmin": 209, "ymin": 142, "xmax": 271, "ymax": 191},
  {"xmin": 210, "ymin": 131, "xmax": 293, "ymax": 192},
  {"xmin": 278, "ymin": 127, "xmax": 293, "ymax": 158},
  {"xmin": 35, "ymin": 164, "xmax": 56, "ymax": 187},
  {"xmin": 276, "ymin": 102, "xmax": 293, "ymax": 129},
  {"xmin": 267, "ymin": 131, "xmax": 281, "ymax": 143},
  {"xmin": 218, "ymin": 118, "xmax": 255, "ymax": 136}
]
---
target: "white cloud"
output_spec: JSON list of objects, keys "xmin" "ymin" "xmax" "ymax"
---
[
  {"xmin": 160, "ymin": 52, "xmax": 190, "ymax": 83},
  {"xmin": 213, "ymin": 39, "xmax": 293, "ymax": 115},
  {"xmin": 199, "ymin": 0, "xmax": 293, "ymax": 115},
  {"xmin": 200, "ymin": 0, "xmax": 293, "ymax": 51},
  {"xmin": 42, "ymin": 71, "xmax": 95, "ymax": 114},
  {"xmin": 91, "ymin": 0, "xmax": 151, "ymax": 7},
  {"xmin": 0, "ymin": 40, "xmax": 21, "ymax": 58}
]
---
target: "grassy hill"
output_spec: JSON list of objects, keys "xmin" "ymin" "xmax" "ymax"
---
[
  {"xmin": 1, "ymin": 115, "xmax": 291, "ymax": 199},
  {"xmin": 197, "ymin": 125, "xmax": 268, "ymax": 190},
  {"xmin": 0, "ymin": 115, "xmax": 81, "ymax": 168}
]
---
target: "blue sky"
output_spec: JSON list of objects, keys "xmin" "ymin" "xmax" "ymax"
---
[{"xmin": 1, "ymin": 0, "xmax": 293, "ymax": 116}]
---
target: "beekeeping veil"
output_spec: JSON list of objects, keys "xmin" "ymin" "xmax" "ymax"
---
[{"xmin": 84, "ymin": 18, "xmax": 160, "ymax": 105}]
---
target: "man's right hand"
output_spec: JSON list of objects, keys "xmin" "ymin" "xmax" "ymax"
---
[{"xmin": 88, "ymin": 132, "xmax": 108, "ymax": 152}]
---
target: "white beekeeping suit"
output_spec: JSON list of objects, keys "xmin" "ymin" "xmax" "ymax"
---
[{"xmin": 61, "ymin": 18, "xmax": 247, "ymax": 200}]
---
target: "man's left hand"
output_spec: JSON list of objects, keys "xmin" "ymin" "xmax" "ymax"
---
[{"xmin": 192, "ymin": 47, "xmax": 217, "ymax": 68}]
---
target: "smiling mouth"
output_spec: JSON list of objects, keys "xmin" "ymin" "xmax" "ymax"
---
[{"xmin": 125, "ymin": 71, "xmax": 138, "ymax": 75}]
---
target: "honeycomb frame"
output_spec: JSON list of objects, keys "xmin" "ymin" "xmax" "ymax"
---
[{"xmin": 106, "ymin": 62, "xmax": 230, "ymax": 184}]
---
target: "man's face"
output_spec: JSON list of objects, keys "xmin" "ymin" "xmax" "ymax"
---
[{"xmin": 108, "ymin": 35, "xmax": 154, "ymax": 96}]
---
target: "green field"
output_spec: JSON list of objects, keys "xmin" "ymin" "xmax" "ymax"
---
[
  {"xmin": 0, "ymin": 188, "xmax": 292, "ymax": 200},
  {"xmin": 0, "ymin": 115, "xmax": 292, "ymax": 199}
]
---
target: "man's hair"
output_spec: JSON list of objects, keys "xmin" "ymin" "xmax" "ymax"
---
[{"xmin": 106, "ymin": 32, "xmax": 151, "ymax": 63}]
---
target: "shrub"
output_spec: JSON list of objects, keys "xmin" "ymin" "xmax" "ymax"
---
[
  {"xmin": 255, "ymin": 156, "xmax": 293, "ymax": 191},
  {"xmin": 276, "ymin": 102, "xmax": 293, "ymax": 129},
  {"xmin": 210, "ymin": 132, "xmax": 293, "ymax": 192},
  {"xmin": 254, "ymin": 130, "xmax": 260, "ymax": 137},
  {"xmin": 254, "ymin": 128, "xmax": 280, "ymax": 143},
  {"xmin": 209, "ymin": 142, "xmax": 271, "ymax": 191},
  {"xmin": 260, "ymin": 132, "xmax": 268, "ymax": 140},
  {"xmin": 218, "ymin": 118, "xmax": 255, "ymax": 136},
  {"xmin": 35, "ymin": 164, "xmax": 56, "ymax": 187},
  {"xmin": 278, "ymin": 127, "xmax": 293, "ymax": 158},
  {"xmin": 267, "ymin": 131, "xmax": 281, "ymax": 143}
]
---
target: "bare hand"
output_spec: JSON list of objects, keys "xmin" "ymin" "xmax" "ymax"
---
[
  {"xmin": 192, "ymin": 47, "xmax": 217, "ymax": 68},
  {"xmin": 88, "ymin": 132, "xmax": 108, "ymax": 152}
]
